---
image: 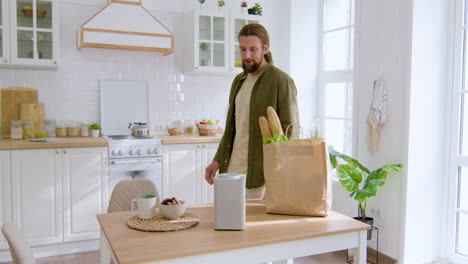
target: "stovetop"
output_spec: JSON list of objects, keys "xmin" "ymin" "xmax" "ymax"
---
[{"xmin": 105, "ymin": 135, "xmax": 155, "ymax": 140}]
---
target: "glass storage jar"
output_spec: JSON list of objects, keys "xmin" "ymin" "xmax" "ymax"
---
[
  {"xmin": 10, "ymin": 120, "xmax": 23, "ymax": 140},
  {"xmin": 23, "ymin": 120, "xmax": 35, "ymax": 139},
  {"xmin": 67, "ymin": 121, "xmax": 80, "ymax": 137},
  {"xmin": 35, "ymin": 121, "xmax": 48, "ymax": 138},
  {"xmin": 56, "ymin": 121, "xmax": 67, "ymax": 137},
  {"xmin": 46, "ymin": 120, "xmax": 56, "ymax": 137},
  {"xmin": 80, "ymin": 122, "xmax": 89, "ymax": 137}
]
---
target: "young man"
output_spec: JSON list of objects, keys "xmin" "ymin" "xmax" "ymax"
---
[{"xmin": 205, "ymin": 24, "xmax": 300, "ymax": 199}]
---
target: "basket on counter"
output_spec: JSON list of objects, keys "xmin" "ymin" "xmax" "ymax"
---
[
  {"xmin": 197, "ymin": 124, "xmax": 217, "ymax": 136},
  {"xmin": 168, "ymin": 127, "xmax": 183, "ymax": 136}
]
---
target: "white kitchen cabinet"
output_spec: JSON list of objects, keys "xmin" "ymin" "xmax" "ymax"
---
[
  {"xmin": 163, "ymin": 143, "xmax": 218, "ymax": 205},
  {"xmin": 229, "ymin": 14, "xmax": 261, "ymax": 72},
  {"xmin": 10, "ymin": 147, "xmax": 107, "ymax": 247},
  {"xmin": 10, "ymin": 148, "xmax": 62, "ymax": 246},
  {"xmin": 0, "ymin": 150, "xmax": 11, "ymax": 250},
  {"xmin": 0, "ymin": 0, "xmax": 59, "ymax": 66},
  {"xmin": 186, "ymin": 9, "xmax": 229, "ymax": 73},
  {"xmin": 185, "ymin": 10, "xmax": 261, "ymax": 74},
  {"xmin": 0, "ymin": 0, "xmax": 10, "ymax": 64},
  {"xmin": 62, "ymin": 147, "xmax": 108, "ymax": 242}
]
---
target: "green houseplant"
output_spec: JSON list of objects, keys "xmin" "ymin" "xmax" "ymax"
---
[
  {"xmin": 329, "ymin": 148, "xmax": 401, "ymax": 230},
  {"xmin": 248, "ymin": 2, "xmax": 263, "ymax": 15},
  {"xmin": 88, "ymin": 123, "xmax": 101, "ymax": 137}
]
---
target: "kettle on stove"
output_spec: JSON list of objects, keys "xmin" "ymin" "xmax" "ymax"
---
[{"xmin": 128, "ymin": 122, "xmax": 149, "ymax": 137}]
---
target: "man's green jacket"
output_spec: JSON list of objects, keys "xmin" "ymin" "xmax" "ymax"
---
[{"xmin": 213, "ymin": 63, "xmax": 300, "ymax": 188}]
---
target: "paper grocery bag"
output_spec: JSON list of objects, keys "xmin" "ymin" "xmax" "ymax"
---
[{"xmin": 263, "ymin": 139, "xmax": 331, "ymax": 216}]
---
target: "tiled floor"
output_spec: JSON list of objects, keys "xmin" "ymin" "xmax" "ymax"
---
[{"xmin": 0, "ymin": 250, "xmax": 347, "ymax": 264}]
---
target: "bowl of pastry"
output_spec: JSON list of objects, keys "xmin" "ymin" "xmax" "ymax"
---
[{"xmin": 159, "ymin": 197, "xmax": 186, "ymax": 220}]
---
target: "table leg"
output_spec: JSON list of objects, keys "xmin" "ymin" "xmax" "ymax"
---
[
  {"xmin": 100, "ymin": 230, "xmax": 111, "ymax": 264},
  {"xmin": 353, "ymin": 230, "xmax": 367, "ymax": 264}
]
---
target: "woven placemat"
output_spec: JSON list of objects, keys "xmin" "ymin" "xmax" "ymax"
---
[{"xmin": 127, "ymin": 213, "xmax": 199, "ymax": 232}]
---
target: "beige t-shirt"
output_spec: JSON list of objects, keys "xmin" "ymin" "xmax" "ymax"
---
[{"xmin": 227, "ymin": 73, "xmax": 260, "ymax": 175}]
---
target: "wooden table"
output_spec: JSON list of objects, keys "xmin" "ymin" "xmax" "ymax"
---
[{"xmin": 97, "ymin": 202, "xmax": 370, "ymax": 264}]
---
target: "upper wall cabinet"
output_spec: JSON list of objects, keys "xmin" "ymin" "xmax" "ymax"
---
[
  {"xmin": 0, "ymin": 0, "xmax": 10, "ymax": 64},
  {"xmin": 185, "ymin": 10, "xmax": 261, "ymax": 74},
  {"xmin": 229, "ymin": 14, "xmax": 262, "ymax": 73},
  {"xmin": 0, "ymin": 0, "xmax": 59, "ymax": 67}
]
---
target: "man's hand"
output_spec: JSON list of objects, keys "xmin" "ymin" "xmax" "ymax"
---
[{"xmin": 205, "ymin": 161, "xmax": 220, "ymax": 185}]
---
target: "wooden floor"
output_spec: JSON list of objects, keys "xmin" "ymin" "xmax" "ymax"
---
[{"xmin": 0, "ymin": 250, "xmax": 348, "ymax": 264}]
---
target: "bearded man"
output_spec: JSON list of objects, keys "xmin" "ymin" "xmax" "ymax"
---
[{"xmin": 204, "ymin": 23, "xmax": 300, "ymax": 199}]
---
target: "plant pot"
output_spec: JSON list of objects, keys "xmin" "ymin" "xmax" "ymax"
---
[
  {"xmin": 90, "ymin": 129, "xmax": 100, "ymax": 137},
  {"xmin": 247, "ymin": 8, "xmax": 255, "ymax": 15},
  {"xmin": 353, "ymin": 216, "xmax": 374, "ymax": 240}
]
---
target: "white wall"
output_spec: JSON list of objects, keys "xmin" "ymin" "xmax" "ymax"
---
[
  {"xmin": 289, "ymin": 0, "xmax": 320, "ymax": 132},
  {"xmin": 0, "ymin": 0, "xmax": 291, "ymax": 134},
  {"xmin": 403, "ymin": 0, "xmax": 450, "ymax": 263},
  {"xmin": 349, "ymin": 0, "xmax": 450, "ymax": 262},
  {"xmin": 353, "ymin": 0, "xmax": 413, "ymax": 259}
]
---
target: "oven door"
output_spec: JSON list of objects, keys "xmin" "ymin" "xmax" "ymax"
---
[{"xmin": 109, "ymin": 157, "xmax": 162, "ymax": 172}]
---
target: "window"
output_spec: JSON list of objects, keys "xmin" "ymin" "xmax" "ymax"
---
[
  {"xmin": 449, "ymin": 0, "xmax": 468, "ymax": 261},
  {"xmin": 320, "ymin": 0, "xmax": 355, "ymax": 154}
]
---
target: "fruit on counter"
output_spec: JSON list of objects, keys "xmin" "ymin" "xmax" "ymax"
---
[
  {"xmin": 23, "ymin": 128, "xmax": 36, "ymax": 139},
  {"xmin": 161, "ymin": 197, "xmax": 181, "ymax": 205},
  {"xmin": 199, "ymin": 120, "xmax": 216, "ymax": 125},
  {"xmin": 35, "ymin": 131, "xmax": 48, "ymax": 138}
]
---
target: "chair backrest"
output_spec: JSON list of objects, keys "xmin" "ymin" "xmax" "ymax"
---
[
  {"xmin": 107, "ymin": 179, "xmax": 160, "ymax": 213},
  {"xmin": 1, "ymin": 223, "xmax": 36, "ymax": 264}
]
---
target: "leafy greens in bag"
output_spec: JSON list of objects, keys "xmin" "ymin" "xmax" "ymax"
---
[{"xmin": 262, "ymin": 133, "xmax": 289, "ymax": 144}]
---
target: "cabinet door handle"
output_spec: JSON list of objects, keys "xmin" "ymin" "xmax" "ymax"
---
[
  {"xmin": 62, "ymin": 150, "xmax": 67, "ymax": 154},
  {"xmin": 56, "ymin": 150, "xmax": 59, "ymax": 154},
  {"xmin": 203, "ymin": 144, "xmax": 207, "ymax": 148}
]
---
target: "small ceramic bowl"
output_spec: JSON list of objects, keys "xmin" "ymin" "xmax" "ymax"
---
[{"xmin": 159, "ymin": 200, "xmax": 186, "ymax": 220}]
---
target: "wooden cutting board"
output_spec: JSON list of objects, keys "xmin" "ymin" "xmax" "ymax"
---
[
  {"xmin": 1, "ymin": 88, "xmax": 38, "ymax": 137},
  {"xmin": 19, "ymin": 103, "xmax": 45, "ymax": 132}
]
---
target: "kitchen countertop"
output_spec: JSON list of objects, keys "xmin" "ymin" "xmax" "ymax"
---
[
  {"xmin": 0, "ymin": 137, "xmax": 108, "ymax": 150},
  {"xmin": 156, "ymin": 134, "xmax": 222, "ymax": 144},
  {"xmin": 0, "ymin": 134, "xmax": 223, "ymax": 150}
]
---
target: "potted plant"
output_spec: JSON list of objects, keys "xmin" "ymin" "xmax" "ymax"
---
[
  {"xmin": 199, "ymin": 42, "xmax": 208, "ymax": 52},
  {"xmin": 248, "ymin": 2, "xmax": 262, "ymax": 15},
  {"xmin": 328, "ymin": 148, "xmax": 402, "ymax": 239},
  {"xmin": 240, "ymin": 1, "xmax": 248, "ymax": 13},
  {"xmin": 88, "ymin": 123, "xmax": 101, "ymax": 137},
  {"xmin": 198, "ymin": 0, "xmax": 206, "ymax": 8}
]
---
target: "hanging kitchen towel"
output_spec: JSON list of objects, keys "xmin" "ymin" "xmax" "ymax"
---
[
  {"xmin": 367, "ymin": 79, "xmax": 387, "ymax": 153},
  {"xmin": 263, "ymin": 139, "xmax": 332, "ymax": 217}
]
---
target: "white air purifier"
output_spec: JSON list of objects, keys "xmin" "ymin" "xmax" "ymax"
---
[{"xmin": 214, "ymin": 173, "xmax": 246, "ymax": 230}]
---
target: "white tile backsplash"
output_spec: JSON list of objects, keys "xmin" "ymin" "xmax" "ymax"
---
[{"xmin": 1, "ymin": 2, "xmax": 235, "ymax": 134}]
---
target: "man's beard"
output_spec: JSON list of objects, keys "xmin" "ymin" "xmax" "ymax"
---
[{"xmin": 242, "ymin": 56, "xmax": 263, "ymax": 73}]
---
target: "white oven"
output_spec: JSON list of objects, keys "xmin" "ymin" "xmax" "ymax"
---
[
  {"xmin": 105, "ymin": 136, "xmax": 163, "ymax": 197},
  {"xmin": 100, "ymin": 80, "xmax": 164, "ymax": 198}
]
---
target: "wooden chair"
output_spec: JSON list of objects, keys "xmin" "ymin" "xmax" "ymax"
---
[
  {"xmin": 107, "ymin": 179, "xmax": 160, "ymax": 213},
  {"xmin": 1, "ymin": 223, "xmax": 36, "ymax": 264}
]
